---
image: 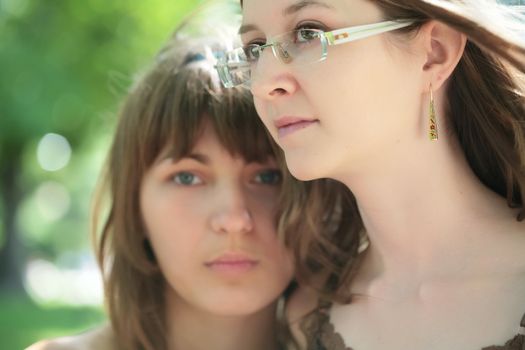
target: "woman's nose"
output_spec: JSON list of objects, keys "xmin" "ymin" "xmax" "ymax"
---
[
  {"xmin": 250, "ymin": 47, "xmax": 298, "ymax": 101},
  {"xmin": 210, "ymin": 187, "xmax": 254, "ymax": 235}
]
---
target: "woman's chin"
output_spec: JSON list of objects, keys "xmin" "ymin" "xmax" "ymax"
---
[
  {"xmin": 204, "ymin": 297, "xmax": 275, "ymax": 317},
  {"xmin": 285, "ymin": 155, "xmax": 325, "ymax": 181}
]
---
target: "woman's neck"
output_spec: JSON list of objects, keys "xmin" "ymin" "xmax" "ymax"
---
[
  {"xmin": 165, "ymin": 291, "xmax": 279, "ymax": 350},
  {"xmin": 338, "ymin": 133, "xmax": 521, "ymax": 289}
]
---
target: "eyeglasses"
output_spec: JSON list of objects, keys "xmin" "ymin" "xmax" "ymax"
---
[{"xmin": 215, "ymin": 20, "xmax": 415, "ymax": 88}]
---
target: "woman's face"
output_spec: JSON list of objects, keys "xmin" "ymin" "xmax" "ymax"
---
[
  {"xmin": 140, "ymin": 121, "xmax": 294, "ymax": 316},
  {"xmin": 242, "ymin": 0, "xmax": 425, "ymax": 180}
]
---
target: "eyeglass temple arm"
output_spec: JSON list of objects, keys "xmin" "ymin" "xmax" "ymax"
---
[{"xmin": 325, "ymin": 20, "xmax": 415, "ymax": 45}]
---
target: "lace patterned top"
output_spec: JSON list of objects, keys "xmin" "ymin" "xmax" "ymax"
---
[{"xmin": 299, "ymin": 300, "xmax": 525, "ymax": 350}]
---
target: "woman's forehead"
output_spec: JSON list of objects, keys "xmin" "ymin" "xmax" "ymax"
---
[{"xmin": 241, "ymin": 0, "xmax": 383, "ymax": 32}]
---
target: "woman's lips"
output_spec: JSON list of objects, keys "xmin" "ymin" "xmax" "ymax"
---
[
  {"xmin": 205, "ymin": 253, "xmax": 259, "ymax": 273},
  {"xmin": 274, "ymin": 116, "xmax": 318, "ymax": 138}
]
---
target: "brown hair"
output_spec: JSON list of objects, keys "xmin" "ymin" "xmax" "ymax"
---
[
  {"xmin": 92, "ymin": 31, "xmax": 288, "ymax": 349},
  {"xmin": 276, "ymin": 0, "xmax": 525, "ymax": 301},
  {"xmin": 91, "ymin": 0, "xmax": 350, "ymax": 343}
]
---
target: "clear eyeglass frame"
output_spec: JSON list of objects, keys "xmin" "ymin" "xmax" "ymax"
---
[{"xmin": 216, "ymin": 19, "xmax": 415, "ymax": 88}]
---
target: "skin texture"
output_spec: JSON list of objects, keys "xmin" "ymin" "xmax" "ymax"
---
[
  {"xmin": 140, "ymin": 121, "xmax": 294, "ymax": 350},
  {"xmin": 245, "ymin": 0, "xmax": 428, "ymax": 182},
  {"xmin": 241, "ymin": 1, "xmax": 525, "ymax": 349}
]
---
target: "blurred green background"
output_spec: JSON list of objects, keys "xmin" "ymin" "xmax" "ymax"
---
[{"xmin": 0, "ymin": 0, "xmax": 205, "ymax": 348}]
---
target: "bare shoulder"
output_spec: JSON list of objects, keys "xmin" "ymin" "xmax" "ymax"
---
[
  {"xmin": 25, "ymin": 323, "xmax": 114, "ymax": 350},
  {"xmin": 285, "ymin": 284, "xmax": 320, "ymax": 348}
]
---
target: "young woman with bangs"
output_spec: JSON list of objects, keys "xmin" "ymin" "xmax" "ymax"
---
[
  {"xmin": 25, "ymin": 2, "xmax": 350, "ymax": 349},
  {"xmin": 216, "ymin": 0, "xmax": 525, "ymax": 349}
]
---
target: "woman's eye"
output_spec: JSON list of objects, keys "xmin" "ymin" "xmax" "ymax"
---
[
  {"xmin": 294, "ymin": 28, "xmax": 320, "ymax": 43},
  {"xmin": 296, "ymin": 20, "xmax": 326, "ymax": 31},
  {"xmin": 172, "ymin": 172, "xmax": 203, "ymax": 186},
  {"xmin": 246, "ymin": 39, "xmax": 266, "ymax": 48},
  {"xmin": 250, "ymin": 39, "xmax": 266, "ymax": 45},
  {"xmin": 243, "ymin": 44, "xmax": 263, "ymax": 61},
  {"xmin": 254, "ymin": 169, "xmax": 282, "ymax": 185}
]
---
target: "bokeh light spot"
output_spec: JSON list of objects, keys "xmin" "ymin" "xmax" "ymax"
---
[
  {"xmin": 37, "ymin": 133, "xmax": 72, "ymax": 171},
  {"xmin": 24, "ymin": 257, "xmax": 103, "ymax": 306}
]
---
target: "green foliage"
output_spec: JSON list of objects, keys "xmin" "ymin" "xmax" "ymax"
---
[
  {"xmin": 0, "ymin": 205, "xmax": 4, "ymax": 251},
  {"xmin": 0, "ymin": 0, "xmax": 208, "ymax": 345},
  {"xmin": 0, "ymin": 0, "xmax": 207, "ymax": 258},
  {"xmin": 0, "ymin": 0, "xmax": 206, "ymax": 149},
  {"xmin": 0, "ymin": 295, "xmax": 105, "ymax": 349}
]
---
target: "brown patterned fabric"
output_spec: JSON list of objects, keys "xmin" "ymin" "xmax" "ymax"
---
[
  {"xmin": 482, "ymin": 313, "xmax": 525, "ymax": 350},
  {"xmin": 299, "ymin": 301, "xmax": 525, "ymax": 350},
  {"xmin": 299, "ymin": 300, "xmax": 353, "ymax": 350}
]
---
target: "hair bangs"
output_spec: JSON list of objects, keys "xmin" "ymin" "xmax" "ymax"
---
[{"xmin": 137, "ymin": 61, "xmax": 277, "ymax": 166}]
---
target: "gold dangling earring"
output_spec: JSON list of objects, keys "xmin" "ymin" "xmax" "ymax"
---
[{"xmin": 429, "ymin": 83, "xmax": 438, "ymax": 141}]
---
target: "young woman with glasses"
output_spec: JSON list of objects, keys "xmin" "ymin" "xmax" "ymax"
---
[{"xmin": 217, "ymin": 0, "xmax": 525, "ymax": 349}]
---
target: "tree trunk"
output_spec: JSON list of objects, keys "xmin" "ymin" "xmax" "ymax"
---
[{"xmin": 0, "ymin": 155, "xmax": 27, "ymax": 297}]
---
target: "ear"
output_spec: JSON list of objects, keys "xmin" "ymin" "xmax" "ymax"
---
[{"xmin": 420, "ymin": 20, "xmax": 467, "ymax": 90}]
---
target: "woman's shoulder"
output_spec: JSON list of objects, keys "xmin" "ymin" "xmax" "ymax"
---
[{"xmin": 25, "ymin": 323, "xmax": 114, "ymax": 350}]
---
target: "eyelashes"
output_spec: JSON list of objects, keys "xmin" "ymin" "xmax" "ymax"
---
[
  {"xmin": 243, "ymin": 20, "xmax": 329, "ymax": 46},
  {"xmin": 253, "ymin": 169, "xmax": 282, "ymax": 185},
  {"xmin": 167, "ymin": 169, "xmax": 282, "ymax": 187},
  {"xmin": 295, "ymin": 20, "xmax": 327, "ymax": 31},
  {"xmin": 172, "ymin": 171, "xmax": 203, "ymax": 186}
]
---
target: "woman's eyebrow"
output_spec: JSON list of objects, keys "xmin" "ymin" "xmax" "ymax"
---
[
  {"xmin": 283, "ymin": 0, "xmax": 333, "ymax": 16},
  {"xmin": 186, "ymin": 153, "xmax": 210, "ymax": 165},
  {"xmin": 157, "ymin": 152, "xmax": 210, "ymax": 165},
  {"xmin": 238, "ymin": 23, "xmax": 259, "ymax": 35},
  {"xmin": 239, "ymin": 0, "xmax": 333, "ymax": 35}
]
